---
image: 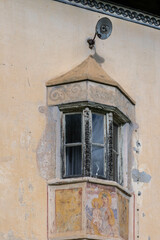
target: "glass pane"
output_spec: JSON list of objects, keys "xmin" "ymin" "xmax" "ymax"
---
[
  {"xmin": 92, "ymin": 114, "xmax": 104, "ymax": 144},
  {"xmin": 66, "ymin": 146, "xmax": 82, "ymax": 176},
  {"xmin": 65, "ymin": 114, "xmax": 81, "ymax": 143},
  {"xmin": 92, "ymin": 146, "xmax": 104, "ymax": 177}
]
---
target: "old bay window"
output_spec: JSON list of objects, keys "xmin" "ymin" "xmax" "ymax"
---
[
  {"xmin": 62, "ymin": 106, "xmax": 122, "ymax": 183},
  {"xmin": 46, "ymin": 56, "xmax": 135, "ymax": 189},
  {"xmin": 46, "ymin": 56, "xmax": 135, "ymax": 240}
]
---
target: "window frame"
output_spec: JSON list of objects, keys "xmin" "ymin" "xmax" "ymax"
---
[
  {"xmin": 63, "ymin": 112, "xmax": 83, "ymax": 177},
  {"xmin": 60, "ymin": 102, "xmax": 128, "ymax": 184}
]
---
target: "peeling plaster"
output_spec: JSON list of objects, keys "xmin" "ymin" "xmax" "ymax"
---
[
  {"xmin": 132, "ymin": 169, "xmax": 151, "ymax": 183},
  {"xmin": 133, "ymin": 140, "xmax": 141, "ymax": 154},
  {"xmin": 127, "ymin": 122, "xmax": 139, "ymax": 190},
  {"xmin": 142, "ymin": 212, "xmax": 145, "ymax": 217},
  {"xmin": 36, "ymin": 106, "xmax": 58, "ymax": 180}
]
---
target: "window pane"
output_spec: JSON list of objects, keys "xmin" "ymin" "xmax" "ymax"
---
[
  {"xmin": 92, "ymin": 146, "xmax": 104, "ymax": 177},
  {"xmin": 92, "ymin": 114, "xmax": 104, "ymax": 144},
  {"xmin": 66, "ymin": 146, "xmax": 82, "ymax": 176},
  {"xmin": 65, "ymin": 114, "xmax": 81, "ymax": 143}
]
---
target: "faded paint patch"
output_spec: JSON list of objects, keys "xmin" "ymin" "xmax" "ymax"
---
[
  {"xmin": 55, "ymin": 188, "xmax": 82, "ymax": 233},
  {"xmin": 132, "ymin": 169, "xmax": 151, "ymax": 183},
  {"xmin": 0, "ymin": 231, "xmax": 37, "ymax": 240},
  {"xmin": 118, "ymin": 193, "xmax": 129, "ymax": 240},
  {"xmin": 36, "ymin": 106, "xmax": 57, "ymax": 180},
  {"xmin": 28, "ymin": 183, "xmax": 33, "ymax": 192},
  {"xmin": 18, "ymin": 179, "xmax": 25, "ymax": 206},
  {"xmin": 0, "ymin": 231, "xmax": 22, "ymax": 240}
]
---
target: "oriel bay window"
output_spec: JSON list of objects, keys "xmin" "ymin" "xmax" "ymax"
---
[{"xmin": 62, "ymin": 107, "xmax": 122, "ymax": 183}]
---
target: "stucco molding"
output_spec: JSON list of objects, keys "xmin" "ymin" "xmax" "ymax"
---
[
  {"xmin": 52, "ymin": 0, "xmax": 160, "ymax": 30},
  {"xmin": 47, "ymin": 176, "xmax": 132, "ymax": 197}
]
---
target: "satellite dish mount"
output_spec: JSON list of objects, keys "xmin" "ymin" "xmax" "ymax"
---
[{"xmin": 87, "ymin": 17, "xmax": 112, "ymax": 50}]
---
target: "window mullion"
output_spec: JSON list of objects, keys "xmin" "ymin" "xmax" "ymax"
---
[
  {"xmin": 106, "ymin": 112, "xmax": 114, "ymax": 180},
  {"xmin": 118, "ymin": 125, "xmax": 123, "ymax": 185},
  {"xmin": 83, "ymin": 107, "xmax": 92, "ymax": 176},
  {"xmin": 62, "ymin": 113, "xmax": 65, "ymax": 177}
]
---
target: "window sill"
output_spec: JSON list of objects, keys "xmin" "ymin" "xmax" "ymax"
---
[{"xmin": 47, "ymin": 176, "xmax": 131, "ymax": 197}]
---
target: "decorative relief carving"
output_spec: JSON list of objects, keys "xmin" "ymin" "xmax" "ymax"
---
[
  {"xmin": 47, "ymin": 81, "xmax": 135, "ymax": 122},
  {"xmin": 88, "ymin": 83, "xmax": 115, "ymax": 104},
  {"xmin": 48, "ymin": 82, "xmax": 87, "ymax": 105},
  {"xmin": 49, "ymin": 87, "xmax": 65, "ymax": 102},
  {"xmin": 88, "ymin": 82, "xmax": 134, "ymax": 122},
  {"xmin": 69, "ymin": 83, "xmax": 82, "ymax": 96}
]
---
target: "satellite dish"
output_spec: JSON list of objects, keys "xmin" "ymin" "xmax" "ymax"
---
[
  {"xmin": 87, "ymin": 17, "xmax": 112, "ymax": 49},
  {"xmin": 96, "ymin": 17, "xmax": 112, "ymax": 40}
]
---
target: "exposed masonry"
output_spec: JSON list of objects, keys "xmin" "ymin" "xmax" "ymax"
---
[{"xmin": 52, "ymin": 0, "xmax": 160, "ymax": 30}]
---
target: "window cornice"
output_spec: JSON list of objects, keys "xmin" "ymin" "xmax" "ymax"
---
[{"xmin": 58, "ymin": 101, "xmax": 131, "ymax": 124}]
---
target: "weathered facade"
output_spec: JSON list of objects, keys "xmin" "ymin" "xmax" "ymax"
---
[{"xmin": 0, "ymin": 0, "xmax": 160, "ymax": 240}]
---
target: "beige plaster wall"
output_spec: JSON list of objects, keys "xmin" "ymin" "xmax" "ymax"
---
[{"xmin": 0, "ymin": 0, "xmax": 160, "ymax": 239}]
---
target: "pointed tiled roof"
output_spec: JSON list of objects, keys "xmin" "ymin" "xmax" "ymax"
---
[{"xmin": 46, "ymin": 55, "xmax": 135, "ymax": 104}]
